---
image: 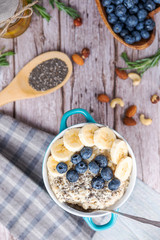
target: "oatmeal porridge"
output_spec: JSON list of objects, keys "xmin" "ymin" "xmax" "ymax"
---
[{"xmin": 47, "ymin": 124, "xmax": 132, "ymax": 211}]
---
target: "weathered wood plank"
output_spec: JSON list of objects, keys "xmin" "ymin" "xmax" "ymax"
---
[
  {"xmin": 115, "ymin": 15, "xmax": 160, "ymax": 192},
  {"xmin": 60, "ymin": 0, "xmax": 115, "ymax": 129},
  {"xmin": 14, "ymin": 1, "xmax": 63, "ymax": 134},
  {"xmin": 0, "ymin": 39, "xmax": 14, "ymax": 116}
]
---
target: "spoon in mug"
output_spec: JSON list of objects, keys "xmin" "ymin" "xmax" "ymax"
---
[{"xmin": 94, "ymin": 209, "xmax": 160, "ymax": 228}]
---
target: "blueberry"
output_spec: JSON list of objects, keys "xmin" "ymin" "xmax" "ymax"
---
[
  {"xmin": 102, "ymin": 0, "xmax": 112, "ymax": 6},
  {"xmin": 115, "ymin": 4, "xmax": 127, "ymax": 17},
  {"xmin": 80, "ymin": 147, "xmax": 93, "ymax": 160},
  {"xmin": 133, "ymin": 0, "xmax": 139, "ymax": 4},
  {"xmin": 145, "ymin": 19, "xmax": 155, "ymax": 31},
  {"xmin": 153, "ymin": 0, "xmax": 160, "ymax": 3},
  {"xmin": 126, "ymin": 15, "xmax": 138, "ymax": 27},
  {"xmin": 120, "ymin": 28, "xmax": 129, "ymax": 37},
  {"xmin": 88, "ymin": 161, "xmax": 100, "ymax": 174},
  {"xmin": 108, "ymin": 178, "xmax": 121, "ymax": 190},
  {"xmin": 136, "ymin": 21, "xmax": 145, "ymax": 30},
  {"xmin": 129, "ymin": 5, "xmax": 139, "ymax": 14},
  {"xmin": 106, "ymin": 5, "xmax": 115, "ymax": 14},
  {"xmin": 75, "ymin": 161, "xmax": 88, "ymax": 174},
  {"xmin": 95, "ymin": 155, "xmax": 108, "ymax": 168},
  {"xmin": 137, "ymin": 9, "xmax": 148, "ymax": 22},
  {"xmin": 108, "ymin": 13, "xmax": 118, "ymax": 24},
  {"xmin": 144, "ymin": 0, "xmax": 156, "ymax": 12},
  {"xmin": 91, "ymin": 176, "xmax": 105, "ymax": 189},
  {"xmin": 56, "ymin": 162, "xmax": 68, "ymax": 174},
  {"xmin": 132, "ymin": 30, "xmax": 142, "ymax": 41},
  {"xmin": 112, "ymin": 0, "xmax": 123, "ymax": 5},
  {"xmin": 124, "ymin": 0, "xmax": 135, "ymax": 9},
  {"xmin": 124, "ymin": 34, "xmax": 136, "ymax": 44},
  {"xmin": 113, "ymin": 23, "xmax": 123, "ymax": 33},
  {"xmin": 126, "ymin": 26, "xmax": 134, "ymax": 31},
  {"xmin": 71, "ymin": 154, "xmax": 82, "ymax": 164},
  {"xmin": 138, "ymin": 3, "xmax": 144, "ymax": 9},
  {"xmin": 101, "ymin": 167, "xmax": 113, "ymax": 181},
  {"xmin": 119, "ymin": 14, "xmax": 128, "ymax": 23},
  {"xmin": 66, "ymin": 170, "xmax": 79, "ymax": 182},
  {"xmin": 141, "ymin": 29, "xmax": 150, "ymax": 39},
  {"xmin": 142, "ymin": 0, "xmax": 147, "ymax": 2}
]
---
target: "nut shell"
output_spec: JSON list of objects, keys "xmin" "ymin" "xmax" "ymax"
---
[
  {"xmin": 116, "ymin": 68, "xmax": 128, "ymax": 80},
  {"xmin": 123, "ymin": 117, "xmax": 136, "ymax": 126},
  {"xmin": 126, "ymin": 105, "xmax": 137, "ymax": 118},
  {"xmin": 151, "ymin": 94, "xmax": 159, "ymax": 104},
  {"xmin": 74, "ymin": 17, "xmax": 82, "ymax": 27},
  {"xmin": 97, "ymin": 94, "xmax": 110, "ymax": 102},
  {"xmin": 81, "ymin": 48, "xmax": 90, "ymax": 59},
  {"xmin": 72, "ymin": 54, "xmax": 84, "ymax": 66}
]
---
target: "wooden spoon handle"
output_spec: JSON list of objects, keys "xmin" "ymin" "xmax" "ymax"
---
[
  {"xmin": 110, "ymin": 210, "xmax": 160, "ymax": 228},
  {"xmin": 0, "ymin": 82, "xmax": 23, "ymax": 107}
]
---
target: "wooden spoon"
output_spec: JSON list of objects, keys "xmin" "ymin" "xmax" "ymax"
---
[
  {"xmin": 95, "ymin": 0, "xmax": 160, "ymax": 50},
  {"xmin": 0, "ymin": 51, "xmax": 72, "ymax": 107}
]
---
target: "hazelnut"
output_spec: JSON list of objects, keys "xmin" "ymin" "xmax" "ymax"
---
[
  {"xmin": 151, "ymin": 94, "xmax": 159, "ymax": 104},
  {"xmin": 74, "ymin": 17, "xmax": 82, "ymax": 27},
  {"xmin": 81, "ymin": 48, "xmax": 90, "ymax": 59}
]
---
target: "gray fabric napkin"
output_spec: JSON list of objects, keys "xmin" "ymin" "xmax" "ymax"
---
[{"xmin": 0, "ymin": 114, "xmax": 94, "ymax": 240}]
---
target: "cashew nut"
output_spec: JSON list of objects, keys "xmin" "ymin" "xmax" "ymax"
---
[
  {"xmin": 110, "ymin": 98, "xmax": 124, "ymax": 108},
  {"xmin": 140, "ymin": 114, "xmax": 152, "ymax": 126},
  {"xmin": 128, "ymin": 73, "xmax": 141, "ymax": 86}
]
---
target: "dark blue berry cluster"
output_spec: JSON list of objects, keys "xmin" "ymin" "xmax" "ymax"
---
[
  {"xmin": 56, "ymin": 146, "xmax": 120, "ymax": 191},
  {"xmin": 102, "ymin": 0, "xmax": 157, "ymax": 44}
]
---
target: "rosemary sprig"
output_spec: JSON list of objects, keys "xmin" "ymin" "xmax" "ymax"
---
[
  {"xmin": 121, "ymin": 49, "xmax": 160, "ymax": 76},
  {"xmin": 50, "ymin": 0, "xmax": 80, "ymax": 19},
  {"xmin": 0, "ymin": 49, "xmax": 15, "ymax": 66},
  {"xmin": 27, "ymin": 0, "xmax": 51, "ymax": 22},
  {"xmin": 28, "ymin": 0, "xmax": 79, "ymax": 21}
]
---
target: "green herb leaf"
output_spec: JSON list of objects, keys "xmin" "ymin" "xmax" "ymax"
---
[
  {"xmin": 27, "ymin": 0, "xmax": 51, "ymax": 22},
  {"xmin": 0, "ymin": 50, "xmax": 15, "ymax": 67},
  {"xmin": 50, "ymin": 0, "xmax": 80, "ymax": 19},
  {"xmin": 49, "ymin": 0, "xmax": 55, "ymax": 8},
  {"xmin": 120, "ymin": 49, "xmax": 160, "ymax": 76}
]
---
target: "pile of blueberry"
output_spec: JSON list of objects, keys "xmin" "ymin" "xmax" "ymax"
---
[
  {"xmin": 102, "ymin": 0, "xmax": 159, "ymax": 44},
  {"xmin": 56, "ymin": 146, "xmax": 121, "ymax": 191}
]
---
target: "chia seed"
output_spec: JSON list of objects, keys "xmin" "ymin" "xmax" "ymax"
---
[{"xmin": 29, "ymin": 58, "xmax": 68, "ymax": 91}]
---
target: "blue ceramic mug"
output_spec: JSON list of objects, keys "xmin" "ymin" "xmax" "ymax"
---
[{"xmin": 42, "ymin": 108, "xmax": 137, "ymax": 231}]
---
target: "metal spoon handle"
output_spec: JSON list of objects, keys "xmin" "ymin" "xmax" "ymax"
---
[{"xmin": 109, "ymin": 210, "xmax": 160, "ymax": 228}]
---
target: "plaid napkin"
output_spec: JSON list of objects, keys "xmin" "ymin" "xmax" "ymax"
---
[{"xmin": 0, "ymin": 114, "xmax": 95, "ymax": 240}]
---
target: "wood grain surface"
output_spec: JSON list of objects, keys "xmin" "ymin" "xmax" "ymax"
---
[{"xmin": 0, "ymin": 0, "xmax": 160, "ymax": 239}]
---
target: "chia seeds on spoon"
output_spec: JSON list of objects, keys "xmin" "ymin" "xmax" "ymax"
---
[{"xmin": 29, "ymin": 58, "xmax": 68, "ymax": 91}]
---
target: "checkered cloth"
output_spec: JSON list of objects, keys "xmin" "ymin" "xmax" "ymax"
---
[{"xmin": 0, "ymin": 114, "xmax": 95, "ymax": 240}]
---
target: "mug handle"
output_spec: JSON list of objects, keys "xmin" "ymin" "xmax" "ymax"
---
[
  {"xmin": 83, "ymin": 211, "xmax": 118, "ymax": 231},
  {"xmin": 59, "ymin": 108, "xmax": 96, "ymax": 132}
]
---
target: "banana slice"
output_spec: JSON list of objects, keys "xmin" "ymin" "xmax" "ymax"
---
[
  {"xmin": 63, "ymin": 128, "xmax": 84, "ymax": 152},
  {"xmin": 47, "ymin": 155, "xmax": 72, "ymax": 177},
  {"xmin": 51, "ymin": 138, "xmax": 73, "ymax": 162},
  {"xmin": 79, "ymin": 124, "xmax": 99, "ymax": 146},
  {"xmin": 94, "ymin": 127, "xmax": 116, "ymax": 150},
  {"xmin": 111, "ymin": 139, "xmax": 128, "ymax": 164},
  {"xmin": 115, "ymin": 156, "xmax": 132, "ymax": 181}
]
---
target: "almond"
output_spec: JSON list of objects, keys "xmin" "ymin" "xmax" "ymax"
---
[
  {"xmin": 126, "ymin": 105, "xmax": 137, "ymax": 118},
  {"xmin": 123, "ymin": 117, "xmax": 136, "ymax": 126},
  {"xmin": 116, "ymin": 68, "xmax": 128, "ymax": 80},
  {"xmin": 72, "ymin": 54, "xmax": 84, "ymax": 66},
  {"xmin": 97, "ymin": 94, "xmax": 110, "ymax": 103}
]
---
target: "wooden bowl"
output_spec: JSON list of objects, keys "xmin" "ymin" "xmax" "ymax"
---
[{"xmin": 95, "ymin": 0, "xmax": 160, "ymax": 50}]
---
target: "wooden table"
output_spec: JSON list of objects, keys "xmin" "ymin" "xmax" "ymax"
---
[{"xmin": 0, "ymin": 0, "xmax": 160, "ymax": 239}]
